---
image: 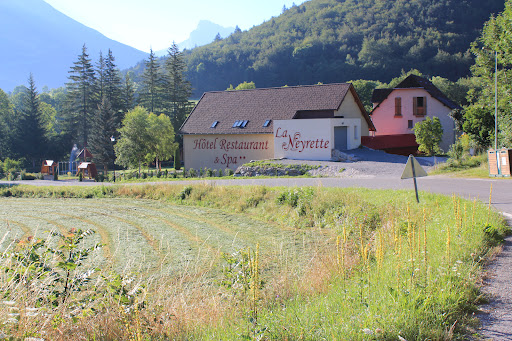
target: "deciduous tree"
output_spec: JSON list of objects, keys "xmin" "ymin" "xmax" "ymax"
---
[
  {"xmin": 114, "ymin": 106, "xmax": 152, "ymax": 176},
  {"xmin": 414, "ymin": 117, "xmax": 443, "ymax": 156},
  {"xmin": 146, "ymin": 113, "xmax": 178, "ymax": 171},
  {"xmin": 464, "ymin": 0, "xmax": 512, "ymax": 148}
]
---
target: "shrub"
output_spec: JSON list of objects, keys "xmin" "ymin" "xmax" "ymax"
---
[
  {"xmin": 206, "ymin": 168, "xmax": 213, "ymax": 177},
  {"xmin": 174, "ymin": 149, "xmax": 181, "ymax": 170},
  {"xmin": 188, "ymin": 168, "xmax": 197, "ymax": 177},
  {"xmin": 224, "ymin": 168, "xmax": 234, "ymax": 176},
  {"xmin": 413, "ymin": 116, "xmax": 443, "ymax": 155},
  {"xmin": 177, "ymin": 186, "xmax": 193, "ymax": 200}
]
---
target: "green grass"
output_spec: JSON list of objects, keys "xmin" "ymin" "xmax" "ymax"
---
[
  {"xmin": 0, "ymin": 184, "xmax": 508, "ymax": 340},
  {"xmin": 430, "ymin": 153, "xmax": 511, "ymax": 179}
]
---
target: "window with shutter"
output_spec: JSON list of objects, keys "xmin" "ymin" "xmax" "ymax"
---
[
  {"xmin": 413, "ymin": 96, "xmax": 426, "ymax": 116},
  {"xmin": 395, "ymin": 97, "xmax": 402, "ymax": 116}
]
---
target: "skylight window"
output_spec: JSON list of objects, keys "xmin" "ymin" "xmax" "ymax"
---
[
  {"xmin": 263, "ymin": 120, "xmax": 271, "ymax": 127},
  {"xmin": 232, "ymin": 120, "xmax": 249, "ymax": 128},
  {"xmin": 211, "ymin": 121, "xmax": 219, "ymax": 128}
]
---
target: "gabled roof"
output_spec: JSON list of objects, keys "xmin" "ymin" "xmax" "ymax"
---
[
  {"xmin": 180, "ymin": 83, "xmax": 375, "ymax": 135},
  {"xmin": 371, "ymin": 74, "xmax": 461, "ymax": 112}
]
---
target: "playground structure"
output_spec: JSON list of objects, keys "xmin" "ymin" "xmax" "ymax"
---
[
  {"xmin": 41, "ymin": 160, "xmax": 58, "ymax": 176},
  {"xmin": 76, "ymin": 162, "xmax": 98, "ymax": 179}
]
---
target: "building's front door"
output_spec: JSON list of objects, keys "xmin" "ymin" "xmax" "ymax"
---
[{"xmin": 334, "ymin": 126, "xmax": 348, "ymax": 150}]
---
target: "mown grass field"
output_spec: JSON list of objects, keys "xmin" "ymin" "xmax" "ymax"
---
[
  {"xmin": 0, "ymin": 198, "xmax": 330, "ymax": 278},
  {"xmin": 0, "ymin": 184, "xmax": 509, "ymax": 340}
]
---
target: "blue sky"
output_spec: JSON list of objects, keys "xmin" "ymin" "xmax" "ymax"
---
[{"xmin": 43, "ymin": 0, "xmax": 308, "ymax": 52}]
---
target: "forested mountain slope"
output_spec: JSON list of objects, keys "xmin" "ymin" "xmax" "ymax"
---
[{"xmin": 182, "ymin": 0, "xmax": 504, "ymax": 97}]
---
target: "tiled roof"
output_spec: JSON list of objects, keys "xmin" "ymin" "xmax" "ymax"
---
[
  {"xmin": 371, "ymin": 74, "xmax": 461, "ymax": 111},
  {"xmin": 180, "ymin": 83, "xmax": 374, "ymax": 135},
  {"xmin": 371, "ymin": 89, "xmax": 393, "ymax": 104}
]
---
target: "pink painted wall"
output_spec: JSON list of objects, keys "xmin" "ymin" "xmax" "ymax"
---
[{"xmin": 371, "ymin": 88, "xmax": 455, "ymax": 152}]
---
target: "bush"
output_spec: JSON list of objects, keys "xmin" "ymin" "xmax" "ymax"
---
[
  {"xmin": 7, "ymin": 171, "xmax": 17, "ymax": 181},
  {"xmin": 413, "ymin": 116, "xmax": 443, "ymax": 155},
  {"xmin": 224, "ymin": 168, "xmax": 234, "ymax": 176},
  {"xmin": 188, "ymin": 168, "xmax": 197, "ymax": 177},
  {"xmin": 177, "ymin": 186, "xmax": 193, "ymax": 200},
  {"xmin": 174, "ymin": 149, "xmax": 181, "ymax": 170}
]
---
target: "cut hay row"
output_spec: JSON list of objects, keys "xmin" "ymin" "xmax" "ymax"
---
[{"xmin": 0, "ymin": 198, "xmax": 330, "ymax": 277}]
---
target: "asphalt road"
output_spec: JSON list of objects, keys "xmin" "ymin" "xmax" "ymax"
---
[{"xmin": 1, "ymin": 175, "xmax": 511, "ymax": 214}]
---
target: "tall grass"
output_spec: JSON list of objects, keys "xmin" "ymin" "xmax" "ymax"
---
[{"xmin": 0, "ymin": 184, "xmax": 508, "ymax": 340}]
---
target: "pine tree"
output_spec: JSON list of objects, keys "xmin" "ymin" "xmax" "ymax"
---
[
  {"xmin": 89, "ymin": 97, "xmax": 116, "ymax": 173},
  {"xmin": 19, "ymin": 74, "xmax": 47, "ymax": 169},
  {"xmin": 164, "ymin": 42, "xmax": 192, "ymax": 146},
  {"xmin": 104, "ymin": 49, "xmax": 124, "ymax": 125},
  {"xmin": 123, "ymin": 72, "xmax": 136, "ymax": 112},
  {"xmin": 139, "ymin": 48, "xmax": 164, "ymax": 114},
  {"xmin": 96, "ymin": 51, "xmax": 105, "ymax": 100},
  {"xmin": 65, "ymin": 44, "xmax": 97, "ymax": 148}
]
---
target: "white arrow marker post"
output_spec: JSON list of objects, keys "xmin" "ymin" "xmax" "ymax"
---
[{"xmin": 401, "ymin": 154, "xmax": 428, "ymax": 203}]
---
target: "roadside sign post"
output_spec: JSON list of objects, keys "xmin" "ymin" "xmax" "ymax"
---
[{"xmin": 401, "ymin": 155, "xmax": 428, "ymax": 203}]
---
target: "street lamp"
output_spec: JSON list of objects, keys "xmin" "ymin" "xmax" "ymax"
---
[
  {"xmin": 110, "ymin": 136, "xmax": 116, "ymax": 182},
  {"xmin": 493, "ymin": 49, "xmax": 501, "ymax": 174}
]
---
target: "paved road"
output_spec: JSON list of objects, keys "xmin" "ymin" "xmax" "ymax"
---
[{"xmin": 0, "ymin": 175, "xmax": 511, "ymax": 214}]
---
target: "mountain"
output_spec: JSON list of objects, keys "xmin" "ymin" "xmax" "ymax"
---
[
  {"xmin": 155, "ymin": 20, "xmax": 235, "ymax": 56},
  {"xmin": 180, "ymin": 0, "xmax": 505, "ymax": 97},
  {"xmin": 0, "ymin": 0, "xmax": 148, "ymax": 91}
]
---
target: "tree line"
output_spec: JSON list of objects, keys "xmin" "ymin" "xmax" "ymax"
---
[{"xmin": 0, "ymin": 42, "xmax": 192, "ymax": 173}]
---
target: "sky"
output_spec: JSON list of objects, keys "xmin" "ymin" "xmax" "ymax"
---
[{"xmin": 43, "ymin": 0, "xmax": 308, "ymax": 52}]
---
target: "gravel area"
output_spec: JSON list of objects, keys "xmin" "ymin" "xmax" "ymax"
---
[
  {"xmin": 476, "ymin": 214, "xmax": 512, "ymax": 340},
  {"xmin": 267, "ymin": 148, "xmax": 446, "ymax": 178}
]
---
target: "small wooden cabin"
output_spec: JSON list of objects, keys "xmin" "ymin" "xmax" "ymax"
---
[
  {"xmin": 41, "ymin": 160, "xmax": 58, "ymax": 175},
  {"xmin": 76, "ymin": 162, "xmax": 98, "ymax": 179}
]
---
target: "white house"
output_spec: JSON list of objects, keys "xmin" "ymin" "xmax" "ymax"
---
[{"xmin": 179, "ymin": 83, "xmax": 375, "ymax": 170}]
